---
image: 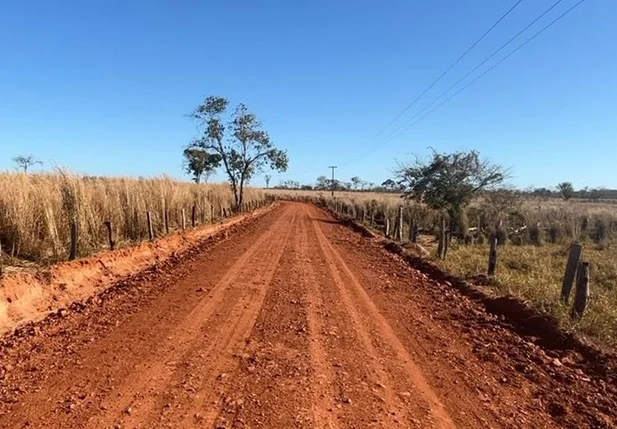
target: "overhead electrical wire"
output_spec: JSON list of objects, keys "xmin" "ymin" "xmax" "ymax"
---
[
  {"xmin": 341, "ymin": 0, "xmax": 584, "ymax": 171},
  {"xmin": 388, "ymin": 0, "xmax": 587, "ymax": 140},
  {"xmin": 280, "ymin": 1, "xmax": 526, "ymax": 178},
  {"xmin": 372, "ymin": 0, "xmax": 525, "ymax": 140},
  {"xmin": 384, "ymin": 0, "xmax": 567, "ymax": 140}
]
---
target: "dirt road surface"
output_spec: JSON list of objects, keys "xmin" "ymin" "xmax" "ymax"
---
[{"xmin": 1, "ymin": 202, "xmax": 617, "ymax": 428}]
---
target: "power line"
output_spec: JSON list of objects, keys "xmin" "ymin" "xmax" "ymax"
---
[
  {"xmin": 328, "ymin": 166, "xmax": 338, "ymax": 197},
  {"xmin": 372, "ymin": 0, "xmax": 525, "ymax": 139},
  {"xmin": 386, "ymin": 0, "xmax": 567, "ymax": 140},
  {"xmin": 391, "ymin": 0, "xmax": 587, "ymax": 139}
]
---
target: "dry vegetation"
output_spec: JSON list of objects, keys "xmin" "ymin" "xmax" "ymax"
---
[
  {"xmin": 274, "ymin": 189, "xmax": 617, "ymax": 346},
  {"xmin": 0, "ymin": 171, "xmax": 264, "ymax": 265}
]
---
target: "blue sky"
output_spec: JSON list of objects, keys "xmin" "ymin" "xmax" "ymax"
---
[{"xmin": 1, "ymin": 0, "xmax": 615, "ymax": 189}]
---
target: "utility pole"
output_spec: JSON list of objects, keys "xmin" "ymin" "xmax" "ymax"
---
[{"xmin": 328, "ymin": 166, "xmax": 338, "ymax": 198}]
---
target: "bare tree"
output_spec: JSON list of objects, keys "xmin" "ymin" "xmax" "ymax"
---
[
  {"xmin": 12, "ymin": 155, "xmax": 42, "ymax": 173},
  {"xmin": 264, "ymin": 174, "xmax": 271, "ymax": 189}
]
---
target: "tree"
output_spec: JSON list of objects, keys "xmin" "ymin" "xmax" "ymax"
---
[
  {"xmin": 13, "ymin": 155, "xmax": 42, "ymax": 173},
  {"xmin": 381, "ymin": 179, "xmax": 397, "ymax": 191},
  {"xmin": 557, "ymin": 182, "xmax": 575, "ymax": 201},
  {"xmin": 190, "ymin": 96, "xmax": 288, "ymax": 209},
  {"xmin": 264, "ymin": 174, "xmax": 271, "ymax": 189},
  {"xmin": 350, "ymin": 176, "xmax": 362, "ymax": 190},
  {"xmin": 182, "ymin": 144, "xmax": 222, "ymax": 184},
  {"xmin": 315, "ymin": 175, "xmax": 329, "ymax": 190},
  {"xmin": 395, "ymin": 150, "xmax": 507, "ymax": 237}
]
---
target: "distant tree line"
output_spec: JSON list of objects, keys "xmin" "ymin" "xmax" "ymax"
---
[
  {"xmin": 272, "ymin": 176, "xmax": 403, "ymax": 193},
  {"xmin": 269, "ymin": 172, "xmax": 617, "ymax": 204}
]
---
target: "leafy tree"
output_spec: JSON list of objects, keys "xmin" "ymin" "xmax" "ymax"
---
[
  {"xmin": 315, "ymin": 175, "xmax": 329, "ymax": 190},
  {"xmin": 13, "ymin": 155, "xmax": 42, "ymax": 173},
  {"xmin": 190, "ymin": 96, "xmax": 288, "ymax": 209},
  {"xmin": 381, "ymin": 179, "xmax": 398, "ymax": 191},
  {"xmin": 395, "ymin": 150, "xmax": 507, "ymax": 237},
  {"xmin": 264, "ymin": 174, "xmax": 271, "ymax": 189},
  {"xmin": 277, "ymin": 180, "xmax": 300, "ymax": 189},
  {"xmin": 350, "ymin": 176, "xmax": 362, "ymax": 190},
  {"xmin": 182, "ymin": 144, "xmax": 222, "ymax": 184},
  {"xmin": 557, "ymin": 182, "xmax": 575, "ymax": 201}
]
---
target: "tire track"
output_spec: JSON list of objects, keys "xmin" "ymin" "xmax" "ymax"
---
[
  {"xmin": 85, "ymin": 208, "xmax": 296, "ymax": 429},
  {"xmin": 165, "ymin": 208, "xmax": 298, "ymax": 429},
  {"xmin": 308, "ymin": 205, "xmax": 456, "ymax": 428},
  {"xmin": 296, "ymin": 208, "xmax": 340, "ymax": 428}
]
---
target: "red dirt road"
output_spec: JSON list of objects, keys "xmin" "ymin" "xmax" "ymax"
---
[{"xmin": 1, "ymin": 202, "xmax": 616, "ymax": 428}]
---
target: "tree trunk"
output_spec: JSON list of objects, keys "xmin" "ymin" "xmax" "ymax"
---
[
  {"xmin": 238, "ymin": 179, "xmax": 245, "ymax": 212},
  {"xmin": 230, "ymin": 181, "xmax": 240, "ymax": 211}
]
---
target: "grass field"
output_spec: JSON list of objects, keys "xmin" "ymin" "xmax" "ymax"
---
[
  {"xmin": 271, "ymin": 189, "xmax": 617, "ymax": 346},
  {"xmin": 0, "ymin": 171, "xmax": 264, "ymax": 265}
]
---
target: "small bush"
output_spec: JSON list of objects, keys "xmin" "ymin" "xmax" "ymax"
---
[
  {"xmin": 529, "ymin": 224, "xmax": 543, "ymax": 246},
  {"xmin": 593, "ymin": 218, "xmax": 608, "ymax": 243},
  {"xmin": 510, "ymin": 234, "xmax": 524, "ymax": 246},
  {"xmin": 548, "ymin": 224, "xmax": 564, "ymax": 244},
  {"xmin": 495, "ymin": 228, "xmax": 508, "ymax": 245}
]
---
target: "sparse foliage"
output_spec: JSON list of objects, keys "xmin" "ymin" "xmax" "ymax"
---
[
  {"xmin": 264, "ymin": 174, "xmax": 271, "ymax": 189},
  {"xmin": 350, "ymin": 176, "xmax": 362, "ymax": 190},
  {"xmin": 396, "ymin": 150, "xmax": 507, "ymax": 239},
  {"xmin": 12, "ymin": 155, "xmax": 42, "ymax": 173},
  {"xmin": 190, "ymin": 96, "xmax": 288, "ymax": 210},
  {"xmin": 315, "ymin": 176, "xmax": 330, "ymax": 190}
]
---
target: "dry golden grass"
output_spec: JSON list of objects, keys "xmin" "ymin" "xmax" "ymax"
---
[{"xmin": 0, "ymin": 171, "xmax": 264, "ymax": 263}]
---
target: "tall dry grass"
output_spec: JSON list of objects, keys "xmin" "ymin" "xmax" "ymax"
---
[{"xmin": 0, "ymin": 170, "xmax": 264, "ymax": 263}]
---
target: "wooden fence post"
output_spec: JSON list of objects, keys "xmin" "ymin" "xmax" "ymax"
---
[
  {"xmin": 370, "ymin": 210, "xmax": 374, "ymax": 227},
  {"xmin": 104, "ymin": 221, "xmax": 115, "ymax": 250},
  {"xmin": 211, "ymin": 204, "xmax": 214, "ymax": 222},
  {"xmin": 191, "ymin": 205, "xmax": 197, "ymax": 227},
  {"xmin": 146, "ymin": 211, "xmax": 154, "ymax": 241},
  {"xmin": 410, "ymin": 219, "xmax": 418, "ymax": 243},
  {"xmin": 561, "ymin": 243, "xmax": 583, "ymax": 303},
  {"xmin": 362, "ymin": 207, "xmax": 367, "ymax": 224},
  {"xmin": 0, "ymin": 242, "xmax": 3, "ymax": 277},
  {"xmin": 488, "ymin": 237, "xmax": 498, "ymax": 276},
  {"xmin": 181, "ymin": 209, "xmax": 186, "ymax": 230},
  {"xmin": 164, "ymin": 210, "xmax": 170, "ymax": 235},
  {"xmin": 396, "ymin": 206, "xmax": 404, "ymax": 241},
  {"xmin": 385, "ymin": 216, "xmax": 390, "ymax": 238},
  {"xmin": 69, "ymin": 218, "xmax": 78, "ymax": 260},
  {"xmin": 571, "ymin": 261, "xmax": 590, "ymax": 319}
]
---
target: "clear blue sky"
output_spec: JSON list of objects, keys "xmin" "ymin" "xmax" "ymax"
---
[{"xmin": 1, "ymin": 0, "xmax": 615, "ymax": 189}]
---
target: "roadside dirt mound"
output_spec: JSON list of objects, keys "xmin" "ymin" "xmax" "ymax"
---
[{"xmin": 0, "ymin": 206, "xmax": 272, "ymax": 336}]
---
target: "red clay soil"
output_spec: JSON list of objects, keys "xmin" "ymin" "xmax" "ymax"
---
[
  {"xmin": 1, "ymin": 202, "xmax": 617, "ymax": 428},
  {"xmin": 0, "ymin": 208, "xmax": 265, "ymax": 337}
]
